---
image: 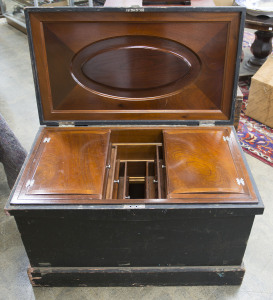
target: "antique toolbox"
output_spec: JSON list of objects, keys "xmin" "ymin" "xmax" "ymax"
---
[{"xmin": 5, "ymin": 6, "xmax": 264, "ymax": 286}]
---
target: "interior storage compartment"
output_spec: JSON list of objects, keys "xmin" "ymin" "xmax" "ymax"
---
[
  {"xmin": 11, "ymin": 127, "xmax": 258, "ymax": 205},
  {"xmin": 105, "ymin": 142, "xmax": 165, "ymax": 200}
]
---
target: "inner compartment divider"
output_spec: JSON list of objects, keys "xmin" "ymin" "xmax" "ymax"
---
[
  {"xmin": 145, "ymin": 161, "xmax": 149, "ymax": 199},
  {"xmin": 105, "ymin": 145, "xmax": 117, "ymax": 199},
  {"xmin": 112, "ymin": 158, "xmax": 120, "ymax": 200},
  {"xmin": 122, "ymin": 161, "xmax": 128, "ymax": 199},
  {"xmin": 156, "ymin": 145, "xmax": 162, "ymax": 199}
]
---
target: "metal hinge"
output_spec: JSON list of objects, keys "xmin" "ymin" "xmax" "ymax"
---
[
  {"xmin": 26, "ymin": 179, "xmax": 35, "ymax": 188},
  {"xmin": 123, "ymin": 204, "xmax": 145, "ymax": 209},
  {"xmin": 126, "ymin": 5, "xmax": 144, "ymax": 12},
  {"xmin": 58, "ymin": 121, "xmax": 75, "ymax": 127},
  {"xmin": 199, "ymin": 121, "xmax": 215, "ymax": 127},
  {"xmin": 38, "ymin": 262, "xmax": 51, "ymax": 267},
  {"xmin": 43, "ymin": 137, "xmax": 51, "ymax": 143},
  {"xmin": 236, "ymin": 178, "xmax": 245, "ymax": 186},
  {"xmin": 223, "ymin": 135, "xmax": 231, "ymax": 142}
]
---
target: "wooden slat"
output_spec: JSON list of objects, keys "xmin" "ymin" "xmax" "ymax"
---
[
  {"xmin": 156, "ymin": 146, "xmax": 162, "ymax": 199},
  {"xmin": 112, "ymin": 159, "xmax": 121, "ymax": 200},
  {"xmin": 122, "ymin": 161, "xmax": 128, "ymax": 199},
  {"xmin": 145, "ymin": 162, "xmax": 149, "ymax": 199},
  {"xmin": 105, "ymin": 145, "xmax": 117, "ymax": 199}
]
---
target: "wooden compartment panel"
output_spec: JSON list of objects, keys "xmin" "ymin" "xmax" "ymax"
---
[
  {"xmin": 163, "ymin": 128, "xmax": 258, "ymax": 203},
  {"xmin": 15, "ymin": 129, "xmax": 110, "ymax": 203}
]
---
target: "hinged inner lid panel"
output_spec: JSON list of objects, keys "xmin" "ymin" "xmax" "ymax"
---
[
  {"xmin": 163, "ymin": 127, "xmax": 258, "ymax": 203},
  {"xmin": 17, "ymin": 129, "xmax": 110, "ymax": 201},
  {"xmin": 26, "ymin": 8, "xmax": 243, "ymax": 124}
]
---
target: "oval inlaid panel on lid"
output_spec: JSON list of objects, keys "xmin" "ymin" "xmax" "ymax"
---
[{"xmin": 71, "ymin": 36, "xmax": 201, "ymax": 100}]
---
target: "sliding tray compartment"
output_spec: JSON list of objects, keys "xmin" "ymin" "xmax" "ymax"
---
[{"xmin": 6, "ymin": 7, "xmax": 263, "ymax": 286}]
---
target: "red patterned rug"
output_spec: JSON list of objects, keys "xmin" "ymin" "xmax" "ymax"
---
[
  {"xmin": 237, "ymin": 81, "xmax": 273, "ymax": 167},
  {"xmin": 237, "ymin": 31, "xmax": 273, "ymax": 167}
]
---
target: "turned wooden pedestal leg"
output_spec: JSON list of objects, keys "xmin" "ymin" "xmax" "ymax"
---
[{"xmin": 246, "ymin": 30, "xmax": 273, "ymax": 72}]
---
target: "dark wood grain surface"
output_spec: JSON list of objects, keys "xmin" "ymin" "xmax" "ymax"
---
[{"xmin": 245, "ymin": 14, "xmax": 273, "ymax": 31}]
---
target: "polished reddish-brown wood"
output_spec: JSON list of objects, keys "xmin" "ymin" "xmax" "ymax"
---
[
  {"xmin": 72, "ymin": 36, "xmax": 200, "ymax": 99},
  {"xmin": 10, "ymin": 127, "xmax": 258, "ymax": 205},
  {"xmin": 14, "ymin": 129, "xmax": 110, "ymax": 203},
  {"xmin": 164, "ymin": 128, "xmax": 251, "ymax": 201},
  {"xmin": 28, "ymin": 10, "xmax": 241, "ymax": 122}
]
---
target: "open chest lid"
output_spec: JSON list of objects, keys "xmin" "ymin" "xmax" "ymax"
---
[{"xmin": 25, "ymin": 6, "xmax": 245, "ymax": 126}]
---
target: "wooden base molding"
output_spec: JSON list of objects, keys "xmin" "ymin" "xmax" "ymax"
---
[{"xmin": 28, "ymin": 265, "xmax": 245, "ymax": 287}]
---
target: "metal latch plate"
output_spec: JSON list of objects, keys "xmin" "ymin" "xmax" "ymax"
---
[
  {"xmin": 58, "ymin": 122, "xmax": 75, "ymax": 127},
  {"xmin": 199, "ymin": 121, "xmax": 215, "ymax": 127}
]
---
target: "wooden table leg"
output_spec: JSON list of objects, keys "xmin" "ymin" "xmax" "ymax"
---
[{"xmin": 245, "ymin": 30, "xmax": 273, "ymax": 72}]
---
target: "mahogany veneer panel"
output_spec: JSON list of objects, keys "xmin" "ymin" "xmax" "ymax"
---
[
  {"xmin": 164, "ymin": 128, "xmax": 258, "ymax": 203},
  {"xmin": 14, "ymin": 129, "xmax": 110, "ymax": 203},
  {"xmin": 27, "ymin": 9, "xmax": 242, "ymax": 122}
]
